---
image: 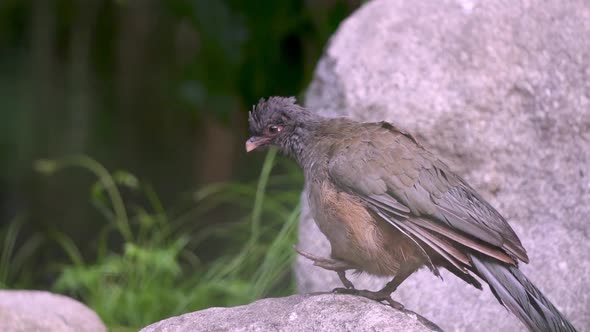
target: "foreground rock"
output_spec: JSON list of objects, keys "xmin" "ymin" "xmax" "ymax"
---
[
  {"xmin": 298, "ymin": 0, "xmax": 590, "ymax": 331},
  {"xmin": 0, "ymin": 290, "xmax": 106, "ymax": 332},
  {"xmin": 141, "ymin": 293, "xmax": 440, "ymax": 332}
]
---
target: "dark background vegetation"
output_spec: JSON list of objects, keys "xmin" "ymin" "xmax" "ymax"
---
[{"xmin": 0, "ymin": 0, "xmax": 360, "ymax": 329}]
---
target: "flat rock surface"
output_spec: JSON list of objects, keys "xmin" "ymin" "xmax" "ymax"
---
[
  {"xmin": 0, "ymin": 290, "xmax": 107, "ymax": 332},
  {"xmin": 298, "ymin": 0, "xmax": 590, "ymax": 331},
  {"xmin": 141, "ymin": 293, "xmax": 440, "ymax": 332}
]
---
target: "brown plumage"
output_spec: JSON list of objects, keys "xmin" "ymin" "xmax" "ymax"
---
[{"xmin": 246, "ymin": 96, "xmax": 576, "ymax": 332}]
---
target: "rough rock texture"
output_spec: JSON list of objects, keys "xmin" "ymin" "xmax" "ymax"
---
[
  {"xmin": 297, "ymin": 0, "xmax": 590, "ymax": 331},
  {"xmin": 0, "ymin": 290, "xmax": 107, "ymax": 332},
  {"xmin": 141, "ymin": 293, "xmax": 441, "ymax": 332}
]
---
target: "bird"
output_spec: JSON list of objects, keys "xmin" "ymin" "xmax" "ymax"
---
[{"xmin": 245, "ymin": 96, "xmax": 576, "ymax": 332}]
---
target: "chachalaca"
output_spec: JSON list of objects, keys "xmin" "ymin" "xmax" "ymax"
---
[{"xmin": 246, "ymin": 96, "xmax": 576, "ymax": 332}]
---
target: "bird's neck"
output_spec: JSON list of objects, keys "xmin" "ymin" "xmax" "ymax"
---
[
  {"xmin": 290, "ymin": 118, "xmax": 349, "ymax": 178},
  {"xmin": 284, "ymin": 121, "xmax": 322, "ymax": 168}
]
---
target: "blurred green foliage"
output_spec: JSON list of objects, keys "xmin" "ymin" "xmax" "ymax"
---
[
  {"xmin": 14, "ymin": 151, "xmax": 299, "ymax": 329},
  {"xmin": 0, "ymin": 216, "xmax": 44, "ymax": 289},
  {"xmin": 0, "ymin": 0, "xmax": 358, "ymax": 328}
]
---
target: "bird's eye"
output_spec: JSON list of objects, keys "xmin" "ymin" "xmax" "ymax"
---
[{"xmin": 266, "ymin": 125, "xmax": 283, "ymax": 135}]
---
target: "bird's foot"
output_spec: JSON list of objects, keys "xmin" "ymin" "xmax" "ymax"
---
[
  {"xmin": 332, "ymin": 287, "xmax": 404, "ymax": 310},
  {"xmin": 294, "ymin": 247, "xmax": 352, "ymax": 272},
  {"xmin": 294, "ymin": 247, "xmax": 356, "ymax": 289},
  {"xmin": 294, "ymin": 247, "xmax": 350, "ymax": 270}
]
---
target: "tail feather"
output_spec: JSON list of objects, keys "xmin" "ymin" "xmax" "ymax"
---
[{"xmin": 471, "ymin": 255, "xmax": 576, "ymax": 332}]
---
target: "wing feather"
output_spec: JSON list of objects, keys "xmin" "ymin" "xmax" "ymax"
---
[{"xmin": 328, "ymin": 122, "xmax": 528, "ymax": 270}]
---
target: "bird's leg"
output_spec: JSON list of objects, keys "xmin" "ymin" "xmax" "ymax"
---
[
  {"xmin": 336, "ymin": 270, "xmax": 355, "ymax": 289},
  {"xmin": 294, "ymin": 247, "xmax": 355, "ymax": 289},
  {"xmin": 333, "ymin": 268, "xmax": 414, "ymax": 310}
]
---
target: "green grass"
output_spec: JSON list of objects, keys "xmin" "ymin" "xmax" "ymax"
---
[
  {"xmin": 18, "ymin": 151, "xmax": 303, "ymax": 329},
  {"xmin": 0, "ymin": 216, "xmax": 44, "ymax": 289}
]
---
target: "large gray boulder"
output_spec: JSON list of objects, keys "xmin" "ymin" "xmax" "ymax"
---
[
  {"xmin": 140, "ymin": 293, "xmax": 441, "ymax": 332},
  {"xmin": 297, "ymin": 0, "xmax": 590, "ymax": 331},
  {"xmin": 0, "ymin": 290, "xmax": 107, "ymax": 332}
]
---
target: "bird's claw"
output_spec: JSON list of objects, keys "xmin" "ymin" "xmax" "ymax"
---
[
  {"xmin": 332, "ymin": 287, "xmax": 358, "ymax": 295},
  {"xmin": 384, "ymin": 297, "xmax": 405, "ymax": 310},
  {"xmin": 332, "ymin": 287, "xmax": 404, "ymax": 310}
]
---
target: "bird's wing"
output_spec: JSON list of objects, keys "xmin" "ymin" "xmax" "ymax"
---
[{"xmin": 327, "ymin": 122, "xmax": 528, "ymax": 273}]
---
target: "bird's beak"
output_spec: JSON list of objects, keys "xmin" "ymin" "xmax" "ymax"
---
[{"xmin": 245, "ymin": 136, "xmax": 269, "ymax": 152}]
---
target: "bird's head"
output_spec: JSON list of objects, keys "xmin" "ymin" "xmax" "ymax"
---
[{"xmin": 246, "ymin": 96, "xmax": 315, "ymax": 157}]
